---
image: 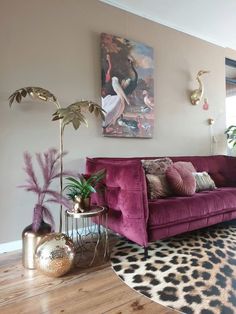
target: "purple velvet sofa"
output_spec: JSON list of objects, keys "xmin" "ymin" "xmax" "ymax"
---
[{"xmin": 86, "ymin": 155, "xmax": 236, "ymax": 249}]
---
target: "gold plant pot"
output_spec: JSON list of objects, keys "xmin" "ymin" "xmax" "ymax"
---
[
  {"xmin": 22, "ymin": 221, "xmax": 52, "ymax": 269},
  {"xmin": 73, "ymin": 196, "xmax": 90, "ymax": 213}
]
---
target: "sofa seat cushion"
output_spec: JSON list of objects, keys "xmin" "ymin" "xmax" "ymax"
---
[{"xmin": 148, "ymin": 187, "xmax": 236, "ymax": 227}]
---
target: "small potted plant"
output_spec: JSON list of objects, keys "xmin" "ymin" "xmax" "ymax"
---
[{"xmin": 64, "ymin": 169, "xmax": 106, "ymax": 212}]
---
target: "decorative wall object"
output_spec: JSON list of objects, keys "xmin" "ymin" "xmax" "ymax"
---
[
  {"xmin": 101, "ymin": 33, "xmax": 154, "ymax": 138},
  {"xmin": 190, "ymin": 70, "xmax": 209, "ymax": 105},
  {"xmin": 202, "ymin": 98, "xmax": 209, "ymax": 110},
  {"xmin": 208, "ymin": 117, "xmax": 215, "ymax": 155}
]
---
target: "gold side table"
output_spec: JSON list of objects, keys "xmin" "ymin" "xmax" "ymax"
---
[{"xmin": 65, "ymin": 206, "xmax": 109, "ymax": 266}]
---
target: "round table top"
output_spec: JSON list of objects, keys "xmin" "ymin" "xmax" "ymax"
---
[{"xmin": 66, "ymin": 206, "xmax": 107, "ymax": 218}]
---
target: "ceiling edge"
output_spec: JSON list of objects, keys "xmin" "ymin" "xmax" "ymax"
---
[{"xmin": 99, "ymin": 0, "xmax": 225, "ymax": 48}]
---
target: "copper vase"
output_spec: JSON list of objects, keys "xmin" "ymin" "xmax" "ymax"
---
[{"xmin": 22, "ymin": 221, "xmax": 52, "ymax": 269}]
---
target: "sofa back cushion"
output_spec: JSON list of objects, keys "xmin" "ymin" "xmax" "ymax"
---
[
  {"xmin": 170, "ymin": 156, "xmax": 235, "ymax": 187},
  {"xmin": 129, "ymin": 155, "xmax": 233, "ymax": 186},
  {"xmin": 86, "ymin": 156, "xmax": 236, "ymax": 200}
]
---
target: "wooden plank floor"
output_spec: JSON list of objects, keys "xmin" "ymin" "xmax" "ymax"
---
[{"xmin": 0, "ymin": 243, "xmax": 177, "ymax": 314}]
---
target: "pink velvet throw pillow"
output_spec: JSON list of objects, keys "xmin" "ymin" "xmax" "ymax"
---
[
  {"xmin": 173, "ymin": 161, "xmax": 196, "ymax": 173},
  {"xmin": 166, "ymin": 162, "xmax": 196, "ymax": 196}
]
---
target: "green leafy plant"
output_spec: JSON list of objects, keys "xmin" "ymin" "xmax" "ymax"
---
[
  {"xmin": 225, "ymin": 125, "xmax": 236, "ymax": 147},
  {"xmin": 64, "ymin": 169, "xmax": 106, "ymax": 201}
]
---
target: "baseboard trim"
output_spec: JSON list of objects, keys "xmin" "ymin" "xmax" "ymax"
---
[
  {"xmin": 0, "ymin": 240, "xmax": 22, "ymax": 254},
  {"xmin": 0, "ymin": 225, "xmax": 104, "ymax": 254}
]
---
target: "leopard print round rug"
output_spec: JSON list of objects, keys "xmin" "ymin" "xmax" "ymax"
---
[{"xmin": 111, "ymin": 224, "xmax": 236, "ymax": 314}]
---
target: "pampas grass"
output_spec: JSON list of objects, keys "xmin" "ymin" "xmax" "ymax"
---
[{"xmin": 20, "ymin": 148, "xmax": 71, "ymax": 232}]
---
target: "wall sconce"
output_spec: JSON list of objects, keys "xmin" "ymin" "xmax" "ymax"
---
[
  {"xmin": 208, "ymin": 118, "xmax": 215, "ymax": 155},
  {"xmin": 208, "ymin": 118, "xmax": 215, "ymax": 125},
  {"xmin": 190, "ymin": 70, "xmax": 210, "ymax": 105}
]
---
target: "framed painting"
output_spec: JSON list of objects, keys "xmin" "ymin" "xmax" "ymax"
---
[{"xmin": 101, "ymin": 33, "xmax": 154, "ymax": 138}]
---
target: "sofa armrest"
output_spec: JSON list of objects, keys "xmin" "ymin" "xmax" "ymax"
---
[{"xmin": 86, "ymin": 157, "xmax": 149, "ymax": 246}]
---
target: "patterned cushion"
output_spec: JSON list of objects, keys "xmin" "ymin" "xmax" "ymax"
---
[
  {"xmin": 146, "ymin": 174, "xmax": 172, "ymax": 199},
  {"xmin": 166, "ymin": 162, "xmax": 196, "ymax": 196},
  {"xmin": 193, "ymin": 172, "xmax": 216, "ymax": 192},
  {"xmin": 141, "ymin": 158, "xmax": 173, "ymax": 175}
]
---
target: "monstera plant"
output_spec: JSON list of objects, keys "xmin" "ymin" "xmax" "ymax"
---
[
  {"xmin": 225, "ymin": 125, "xmax": 236, "ymax": 148},
  {"xmin": 9, "ymin": 87, "xmax": 106, "ymax": 231}
]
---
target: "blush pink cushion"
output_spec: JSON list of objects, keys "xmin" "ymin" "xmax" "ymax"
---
[
  {"xmin": 174, "ymin": 161, "xmax": 196, "ymax": 172},
  {"xmin": 166, "ymin": 162, "xmax": 196, "ymax": 196}
]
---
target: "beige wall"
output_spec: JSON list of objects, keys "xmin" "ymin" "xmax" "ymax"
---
[
  {"xmin": 0, "ymin": 0, "xmax": 231, "ymax": 243},
  {"xmin": 226, "ymin": 48, "xmax": 236, "ymax": 61}
]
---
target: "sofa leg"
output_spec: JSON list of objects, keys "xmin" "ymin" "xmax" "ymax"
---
[{"xmin": 144, "ymin": 247, "xmax": 148, "ymax": 260}]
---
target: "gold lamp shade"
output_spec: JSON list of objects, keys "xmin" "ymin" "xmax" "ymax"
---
[{"xmin": 35, "ymin": 233, "xmax": 75, "ymax": 277}]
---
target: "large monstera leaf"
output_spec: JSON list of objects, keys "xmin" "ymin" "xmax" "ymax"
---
[
  {"xmin": 9, "ymin": 87, "xmax": 57, "ymax": 106},
  {"xmin": 225, "ymin": 125, "xmax": 236, "ymax": 147},
  {"xmin": 52, "ymin": 101, "xmax": 106, "ymax": 130}
]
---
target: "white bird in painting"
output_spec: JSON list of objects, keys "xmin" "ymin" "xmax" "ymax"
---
[
  {"xmin": 102, "ymin": 95, "xmax": 124, "ymax": 127},
  {"xmin": 112, "ymin": 77, "xmax": 130, "ymax": 106},
  {"xmin": 143, "ymin": 90, "xmax": 154, "ymax": 109}
]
